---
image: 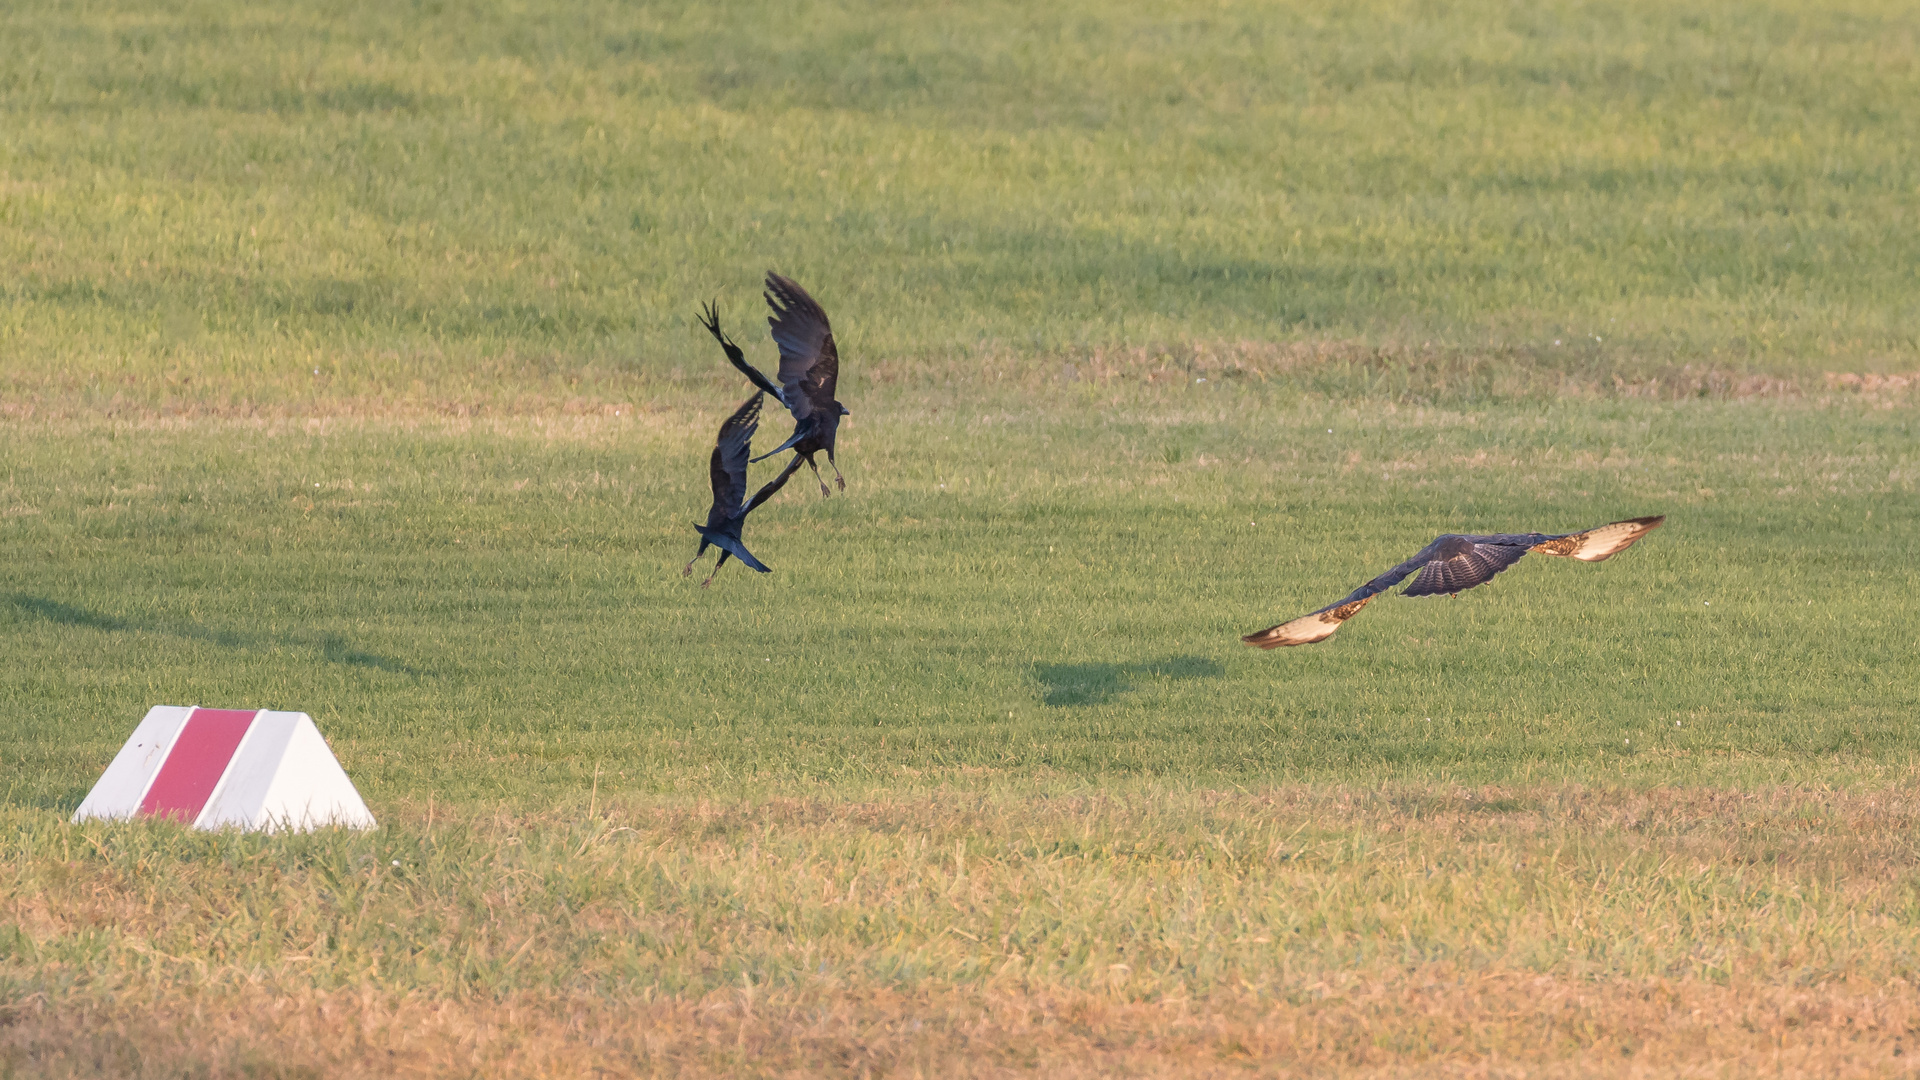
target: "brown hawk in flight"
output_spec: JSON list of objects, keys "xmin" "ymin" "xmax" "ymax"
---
[{"xmin": 1243, "ymin": 515, "xmax": 1665, "ymax": 649}]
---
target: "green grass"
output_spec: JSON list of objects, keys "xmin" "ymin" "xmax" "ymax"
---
[
  {"xmin": 5, "ymin": 388, "xmax": 1917, "ymax": 1075},
  {"xmin": 5, "ymin": 0, "xmax": 1920, "ymax": 409},
  {"xmin": 3, "ymin": 391, "xmax": 1916, "ymax": 806},
  {"xmin": 7, "ymin": 0, "xmax": 1920, "ymax": 1074}
]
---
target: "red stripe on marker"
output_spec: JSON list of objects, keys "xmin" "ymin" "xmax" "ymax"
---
[{"xmin": 140, "ymin": 709, "xmax": 258, "ymax": 823}]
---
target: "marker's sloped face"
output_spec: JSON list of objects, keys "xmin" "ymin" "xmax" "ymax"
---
[{"xmin": 72, "ymin": 707, "xmax": 376, "ymax": 832}]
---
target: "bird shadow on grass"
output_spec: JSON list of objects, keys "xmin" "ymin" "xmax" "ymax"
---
[
  {"xmin": 3, "ymin": 593, "xmax": 425, "ymax": 677},
  {"xmin": 1032, "ymin": 655, "xmax": 1223, "ymax": 707}
]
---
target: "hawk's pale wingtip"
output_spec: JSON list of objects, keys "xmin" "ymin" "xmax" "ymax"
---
[
  {"xmin": 1531, "ymin": 513, "xmax": 1668, "ymax": 561},
  {"xmin": 1242, "ymin": 597, "xmax": 1371, "ymax": 649},
  {"xmin": 1241, "ymin": 619, "xmax": 1335, "ymax": 649}
]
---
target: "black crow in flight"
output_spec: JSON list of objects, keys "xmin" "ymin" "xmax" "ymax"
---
[
  {"xmin": 682, "ymin": 392, "xmax": 795, "ymax": 588},
  {"xmin": 1242, "ymin": 515, "xmax": 1665, "ymax": 648},
  {"xmin": 697, "ymin": 272, "xmax": 848, "ymax": 499}
]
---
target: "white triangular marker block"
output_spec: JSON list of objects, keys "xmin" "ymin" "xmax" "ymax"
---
[{"xmin": 73, "ymin": 706, "xmax": 376, "ymax": 832}]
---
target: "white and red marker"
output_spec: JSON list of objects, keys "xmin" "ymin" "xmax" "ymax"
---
[{"xmin": 73, "ymin": 706, "xmax": 376, "ymax": 832}]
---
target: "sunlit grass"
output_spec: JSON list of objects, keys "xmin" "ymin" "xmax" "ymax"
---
[
  {"xmin": 4, "ymin": 0, "xmax": 1918, "ymax": 408},
  {"xmin": 9, "ymin": 784, "xmax": 1920, "ymax": 1075},
  {"xmin": 5, "ymin": 0, "xmax": 1920, "ymax": 1073},
  {"xmin": 3, "ymin": 389, "xmax": 1916, "ymax": 807}
]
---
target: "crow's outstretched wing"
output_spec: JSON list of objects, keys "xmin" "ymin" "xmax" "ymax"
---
[
  {"xmin": 764, "ymin": 272, "xmax": 836, "ymax": 419},
  {"xmin": 808, "ymin": 335, "xmax": 839, "ymax": 416},
  {"xmin": 699, "ymin": 302, "xmax": 786, "ymax": 405},
  {"xmin": 740, "ymin": 454, "xmax": 801, "ymax": 518},
  {"xmin": 1242, "ymin": 516, "xmax": 1665, "ymax": 649},
  {"xmin": 707, "ymin": 393, "xmax": 762, "ymax": 522}
]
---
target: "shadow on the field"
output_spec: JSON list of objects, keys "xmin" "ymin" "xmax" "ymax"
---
[
  {"xmin": 1033, "ymin": 662, "xmax": 1130, "ymax": 706},
  {"xmin": 1136, "ymin": 655, "xmax": 1225, "ymax": 681},
  {"xmin": 3, "ymin": 593, "xmax": 425, "ymax": 676},
  {"xmin": 1032, "ymin": 655, "xmax": 1222, "ymax": 707}
]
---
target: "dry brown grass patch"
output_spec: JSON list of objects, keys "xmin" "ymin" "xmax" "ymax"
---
[
  {"xmin": 7, "ymin": 785, "xmax": 1920, "ymax": 1077},
  {"xmin": 8, "ymin": 976, "xmax": 1919, "ymax": 1078}
]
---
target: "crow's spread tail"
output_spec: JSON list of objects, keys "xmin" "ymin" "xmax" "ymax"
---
[{"xmin": 693, "ymin": 526, "xmax": 771, "ymax": 573}]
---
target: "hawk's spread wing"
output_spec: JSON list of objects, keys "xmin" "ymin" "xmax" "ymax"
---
[
  {"xmin": 1527, "ymin": 515, "xmax": 1665, "ymax": 561},
  {"xmin": 1242, "ymin": 515, "xmax": 1665, "ymax": 649},
  {"xmin": 707, "ymin": 393, "xmax": 762, "ymax": 522},
  {"xmin": 1240, "ymin": 595, "xmax": 1379, "ymax": 648},
  {"xmin": 1241, "ymin": 547, "xmax": 1435, "ymax": 649},
  {"xmin": 764, "ymin": 273, "xmax": 836, "ymax": 420}
]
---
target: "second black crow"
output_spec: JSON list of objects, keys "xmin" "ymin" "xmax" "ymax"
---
[{"xmin": 683, "ymin": 392, "xmax": 796, "ymax": 588}]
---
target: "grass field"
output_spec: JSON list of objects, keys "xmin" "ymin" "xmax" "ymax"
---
[
  {"xmin": 5, "ymin": 0, "xmax": 1920, "ymax": 408},
  {"xmin": 5, "ymin": 393, "xmax": 1919, "ymax": 802},
  {"xmin": 6, "ymin": 389, "xmax": 1919, "ymax": 1076},
  {"xmin": 5, "ymin": 0, "xmax": 1920, "ymax": 1076}
]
